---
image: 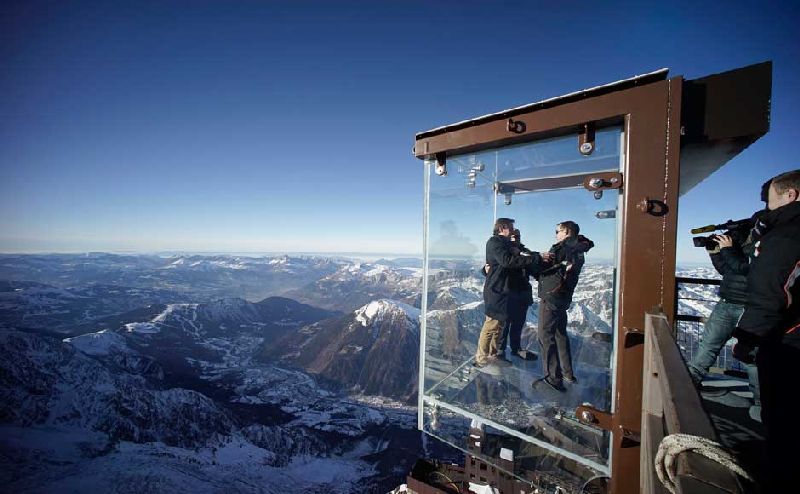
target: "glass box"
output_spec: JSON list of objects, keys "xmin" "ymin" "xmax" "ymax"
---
[{"xmin": 419, "ymin": 127, "xmax": 624, "ymax": 484}]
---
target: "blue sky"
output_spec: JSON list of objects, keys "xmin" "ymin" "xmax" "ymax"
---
[{"xmin": 1, "ymin": 1, "xmax": 798, "ymax": 263}]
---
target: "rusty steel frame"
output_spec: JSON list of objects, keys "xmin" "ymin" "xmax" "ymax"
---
[{"xmin": 415, "ymin": 77, "xmax": 683, "ymax": 494}]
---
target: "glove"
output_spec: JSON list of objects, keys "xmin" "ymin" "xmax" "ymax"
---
[{"xmin": 732, "ymin": 341, "xmax": 756, "ymax": 364}]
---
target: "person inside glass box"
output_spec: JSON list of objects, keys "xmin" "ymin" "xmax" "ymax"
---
[
  {"xmin": 534, "ymin": 221, "xmax": 594, "ymax": 392},
  {"xmin": 474, "ymin": 218, "xmax": 550, "ymax": 370}
]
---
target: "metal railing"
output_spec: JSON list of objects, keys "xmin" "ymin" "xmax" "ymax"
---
[
  {"xmin": 641, "ymin": 311, "xmax": 745, "ymax": 493},
  {"xmin": 674, "ymin": 276, "xmax": 748, "ymax": 375}
]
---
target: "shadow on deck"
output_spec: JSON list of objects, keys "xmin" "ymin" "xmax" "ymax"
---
[{"xmin": 698, "ymin": 376, "xmax": 765, "ymax": 488}]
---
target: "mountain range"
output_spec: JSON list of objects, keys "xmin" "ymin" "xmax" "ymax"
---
[
  {"xmin": 0, "ymin": 253, "xmax": 715, "ymax": 493},
  {"xmin": 262, "ymin": 299, "xmax": 420, "ymax": 403}
]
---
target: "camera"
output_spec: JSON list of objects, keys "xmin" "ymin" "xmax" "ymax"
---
[
  {"xmin": 690, "ymin": 217, "xmax": 754, "ymax": 249},
  {"xmin": 692, "ymin": 235, "xmax": 719, "ymax": 249}
]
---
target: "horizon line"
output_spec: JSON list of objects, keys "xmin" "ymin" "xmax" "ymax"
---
[
  {"xmin": 0, "ymin": 249, "xmax": 424, "ymax": 258},
  {"xmin": 0, "ymin": 250, "xmax": 715, "ymax": 267}
]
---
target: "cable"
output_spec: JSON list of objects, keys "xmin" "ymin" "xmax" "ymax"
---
[
  {"xmin": 428, "ymin": 470, "xmax": 462, "ymax": 493},
  {"xmin": 579, "ymin": 475, "xmax": 609, "ymax": 493}
]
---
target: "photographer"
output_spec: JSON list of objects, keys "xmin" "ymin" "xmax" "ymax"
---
[
  {"xmin": 688, "ymin": 216, "xmax": 761, "ymax": 421},
  {"xmin": 733, "ymin": 170, "xmax": 800, "ymax": 491}
]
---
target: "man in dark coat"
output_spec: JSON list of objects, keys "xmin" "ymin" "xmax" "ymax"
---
[
  {"xmin": 475, "ymin": 218, "xmax": 548, "ymax": 368},
  {"xmin": 497, "ymin": 229, "xmax": 538, "ymax": 361},
  {"xmin": 687, "ymin": 210, "xmax": 761, "ymax": 420},
  {"xmin": 733, "ymin": 169, "xmax": 800, "ymax": 491},
  {"xmin": 535, "ymin": 221, "xmax": 594, "ymax": 391}
]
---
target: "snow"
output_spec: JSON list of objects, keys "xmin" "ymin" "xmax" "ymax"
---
[
  {"xmin": 201, "ymin": 298, "xmax": 258, "ymax": 323},
  {"xmin": 282, "ymin": 455, "xmax": 370, "ymax": 484},
  {"xmin": 0, "ymin": 254, "xmax": 440, "ymax": 493},
  {"xmin": 469, "ymin": 482, "xmax": 501, "ymax": 494},
  {"xmin": 64, "ymin": 329, "xmax": 131, "ymax": 356},
  {"xmin": 153, "ymin": 303, "xmax": 199, "ymax": 323},
  {"xmin": 125, "ymin": 322, "xmax": 161, "ymax": 334},
  {"xmin": 363, "ymin": 265, "xmax": 390, "ymax": 277},
  {"xmin": 0, "ymin": 424, "xmax": 111, "ymax": 464},
  {"xmin": 354, "ymin": 299, "xmax": 421, "ymax": 328},
  {"xmin": 0, "ymin": 426, "xmax": 376, "ymax": 494},
  {"xmin": 204, "ymin": 436, "xmax": 276, "ymax": 465},
  {"xmin": 287, "ymin": 401, "xmax": 385, "ymax": 436},
  {"xmin": 164, "ymin": 256, "xmax": 253, "ymax": 270}
]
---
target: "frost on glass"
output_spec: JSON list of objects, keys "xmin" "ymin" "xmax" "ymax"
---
[{"xmin": 420, "ymin": 128, "xmax": 622, "ymax": 478}]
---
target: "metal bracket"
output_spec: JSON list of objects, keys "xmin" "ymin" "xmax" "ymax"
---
[
  {"xmin": 434, "ymin": 152, "xmax": 447, "ymax": 176},
  {"xmin": 636, "ymin": 197, "xmax": 669, "ymax": 216},
  {"xmin": 596, "ymin": 210, "xmax": 616, "ymax": 219},
  {"xmin": 579, "ymin": 122, "xmax": 596, "ymax": 155},
  {"xmin": 583, "ymin": 172, "xmax": 623, "ymax": 191},
  {"xmin": 507, "ymin": 118, "xmax": 526, "ymax": 134},
  {"xmin": 575, "ymin": 405, "xmax": 612, "ymax": 431},
  {"xmin": 619, "ymin": 427, "xmax": 642, "ymax": 447},
  {"xmin": 623, "ymin": 327, "xmax": 644, "ymax": 348}
]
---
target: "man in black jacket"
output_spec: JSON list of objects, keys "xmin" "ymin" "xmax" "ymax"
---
[
  {"xmin": 734, "ymin": 169, "xmax": 800, "ymax": 491},
  {"xmin": 687, "ymin": 213, "xmax": 761, "ymax": 419},
  {"xmin": 475, "ymin": 218, "xmax": 549, "ymax": 369},
  {"xmin": 535, "ymin": 221, "xmax": 593, "ymax": 391},
  {"xmin": 497, "ymin": 229, "xmax": 537, "ymax": 361}
]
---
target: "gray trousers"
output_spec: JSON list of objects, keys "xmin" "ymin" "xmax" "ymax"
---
[{"xmin": 538, "ymin": 301, "xmax": 573, "ymax": 382}]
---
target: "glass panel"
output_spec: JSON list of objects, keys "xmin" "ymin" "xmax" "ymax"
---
[
  {"xmin": 420, "ymin": 128, "xmax": 622, "ymax": 484},
  {"xmin": 495, "ymin": 127, "xmax": 620, "ymax": 183},
  {"xmin": 421, "ymin": 156, "xmax": 495, "ymax": 405},
  {"xmin": 422, "ymin": 401, "xmax": 608, "ymax": 489}
]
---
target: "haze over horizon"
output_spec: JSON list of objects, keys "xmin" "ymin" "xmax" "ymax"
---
[{"xmin": 2, "ymin": 0, "xmax": 799, "ymax": 264}]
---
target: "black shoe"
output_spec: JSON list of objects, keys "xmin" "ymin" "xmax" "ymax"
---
[
  {"xmin": 512, "ymin": 349, "xmax": 538, "ymax": 361},
  {"xmin": 541, "ymin": 376, "xmax": 565, "ymax": 392},
  {"xmin": 563, "ymin": 374, "xmax": 577, "ymax": 384}
]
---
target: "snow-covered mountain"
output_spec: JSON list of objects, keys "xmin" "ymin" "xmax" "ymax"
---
[
  {"xmin": 74, "ymin": 296, "xmax": 339, "ymax": 400},
  {"xmin": 0, "ymin": 253, "xmax": 340, "ymax": 305},
  {"xmin": 676, "ymin": 266, "xmax": 721, "ymax": 319},
  {"xmin": 262, "ymin": 299, "xmax": 421, "ymax": 403},
  {"xmin": 0, "ymin": 279, "xmax": 194, "ymax": 335},
  {"xmin": 0, "ymin": 327, "xmax": 446, "ymax": 493},
  {"xmin": 0, "ymin": 306, "xmax": 446, "ymax": 493},
  {"xmin": 0, "ymin": 329, "xmax": 234, "ymax": 446},
  {"xmin": 284, "ymin": 262, "xmax": 422, "ymax": 311},
  {"xmin": 0, "ymin": 253, "xmax": 721, "ymax": 493}
]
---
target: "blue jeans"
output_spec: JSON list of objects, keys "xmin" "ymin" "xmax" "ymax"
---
[{"xmin": 688, "ymin": 299, "xmax": 760, "ymax": 404}]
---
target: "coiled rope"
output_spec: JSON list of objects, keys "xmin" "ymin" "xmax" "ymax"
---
[{"xmin": 655, "ymin": 433, "xmax": 753, "ymax": 493}]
